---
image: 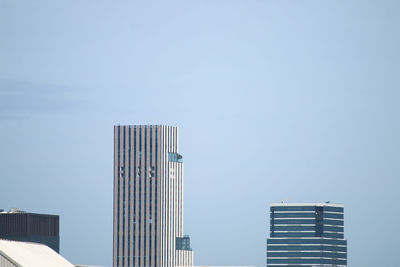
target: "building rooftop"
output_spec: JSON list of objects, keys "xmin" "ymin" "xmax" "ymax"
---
[
  {"xmin": 0, "ymin": 208, "xmax": 59, "ymax": 217},
  {"xmin": 270, "ymin": 202, "xmax": 344, "ymax": 208},
  {"xmin": 0, "ymin": 208, "xmax": 26, "ymax": 214},
  {"xmin": 0, "ymin": 239, "xmax": 73, "ymax": 267}
]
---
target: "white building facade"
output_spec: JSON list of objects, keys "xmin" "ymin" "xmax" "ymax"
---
[{"xmin": 113, "ymin": 125, "xmax": 193, "ymax": 267}]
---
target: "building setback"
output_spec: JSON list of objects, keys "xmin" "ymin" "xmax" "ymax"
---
[
  {"xmin": 267, "ymin": 203, "xmax": 347, "ymax": 267},
  {"xmin": 0, "ymin": 209, "xmax": 59, "ymax": 253},
  {"xmin": 113, "ymin": 125, "xmax": 193, "ymax": 267}
]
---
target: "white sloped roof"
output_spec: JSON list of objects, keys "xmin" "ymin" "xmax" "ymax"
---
[{"xmin": 0, "ymin": 239, "xmax": 75, "ymax": 267}]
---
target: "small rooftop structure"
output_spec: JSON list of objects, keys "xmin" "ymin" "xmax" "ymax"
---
[
  {"xmin": 0, "ymin": 208, "xmax": 26, "ymax": 214},
  {"xmin": 270, "ymin": 202, "xmax": 344, "ymax": 208},
  {"xmin": 0, "ymin": 239, "xmax": 74, "ymax": 267}
]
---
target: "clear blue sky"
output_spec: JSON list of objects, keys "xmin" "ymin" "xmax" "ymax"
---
[{"xmin": 0, "ymin": 1, "xmax": 399, "ymax": 266}]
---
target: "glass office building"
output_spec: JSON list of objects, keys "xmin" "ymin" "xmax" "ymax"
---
[{"xmin": 267, "ymin": 203, "xmax": 347, "ymax": 267}]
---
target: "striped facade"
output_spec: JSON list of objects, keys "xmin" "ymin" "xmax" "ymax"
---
[
  {"xmin": 267, "ymin": 203, "xmax": 347, "ymax": 267},
  {"xmin": 0, "ymin": 212, "xmax": 59, "ymax": 253},
  {"xmin": 113, "ymin": 125, "xmax": 193, "ymax": 267}
]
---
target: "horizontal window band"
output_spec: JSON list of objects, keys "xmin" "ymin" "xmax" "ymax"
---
[
  {"xmin": 271, "ymin": 206, "xmax": 344, "ymax": 212},
  {"xmin": 324, "ymin": 230, "xmax": 344, "ymax": 233},
  {"xmin": 267, "ymin": 252, "xmax": 347, "ymax": 259},
  {"xmin": 267, "ymin": 238, "xmax": 347, "ymax": 245},
  {"xmin": 267, "ymin": 266, "xmax": 346, "ymax": 267},
  {"xmin": 272, "ymin": 213, "xmax": 344, "ymax": 219},
  {"xmin": 267, "ymin": 250, "xmax": 346, "ymax": 254},
  {"xmin": 272, "ymin": 226, "xmax": 315, "ymax": 231},
  {"xmin": 271, "ymin": 233, "xmax": 344, "ymax": 238},
  {"xmin": 271, "ymin": 227, "xmax": 344, "ymax": 233},
  {"xmin": 267, "ymin": 245, "xmax": 347, "ymax": 251},
  {"xmin": 267, "ymin": 258, "xmax": 347, "ymax": 265},
  {"xmin": 270, "ymin": 213, "xmax": 344, "ymax": 217},
  {"xmin": 273, "ymin": 224, "xmax": 316, "ymax": 227},
  {"xmin": 267, "ymin": 257, "xmax": 347, "ymax": 260},
  {"xmin": 267, "ymin": 244, "xmax": 347, "ymax": 252}
]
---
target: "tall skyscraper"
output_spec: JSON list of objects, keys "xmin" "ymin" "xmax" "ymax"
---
[
  {"xmin": 113, "ymin": 125, "xmax": 193, "ymax": 267},
  {"xmin": 0, "ymin": 208, "xmax": 59, "ymax": 253},
  {"xmin": 267, "ymin": 202, "xmax": 347, "ymax": 267}
]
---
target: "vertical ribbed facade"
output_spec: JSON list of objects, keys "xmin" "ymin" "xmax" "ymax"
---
[
  {"xmin": 113, "ymin": 125, "xmax": 193, "ymax": 267},
  {"xmin": 267, "ymin": 203, "xmax": 347, "ymax": 267},
  {"xmin": 0, "ymin": 212, "xmax": 59, "ymax": 253}
]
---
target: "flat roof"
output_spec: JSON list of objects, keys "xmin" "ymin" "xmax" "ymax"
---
[
  {"xmin": 270, "ymin": 202, "xmax": 344, "ymax": 208},
  {"xmin": 0, "ymin": 213, "xmax": 59, "ymax": 218},
  {"xmin": 0, "ymin": 209, "xmax": 58, "ymax": 217}
]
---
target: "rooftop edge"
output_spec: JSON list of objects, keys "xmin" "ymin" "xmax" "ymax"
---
[{"xmin": 270, "ymin": 202, "xmax": 344, "ymax": 208}]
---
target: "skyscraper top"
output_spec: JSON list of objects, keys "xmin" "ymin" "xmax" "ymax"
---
[
  {"xmin": 270, "ymin": 202, "xmax": 344, "ymax": 208},
  {"xmin": 114, "ymin": 124, "xmax": 178, "ymax": 127}
]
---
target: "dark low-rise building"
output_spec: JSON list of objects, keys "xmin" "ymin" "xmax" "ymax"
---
[{"xmin": 0, "ymin": 208, "xmax": 59, "ymax": 253}]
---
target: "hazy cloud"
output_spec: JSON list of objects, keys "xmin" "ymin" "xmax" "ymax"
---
[{"xmin": 0, "ymin": 79, "xmax": 81, "ymax": 120}]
